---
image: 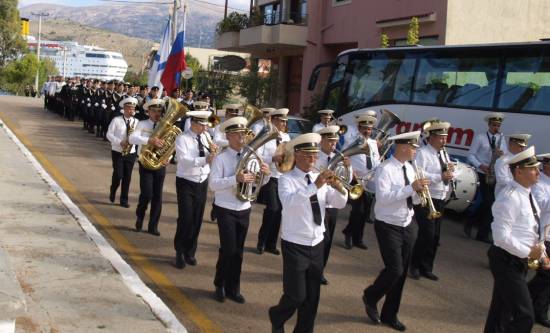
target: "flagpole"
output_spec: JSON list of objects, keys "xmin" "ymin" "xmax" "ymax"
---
[{"xmin": 182, "ymin": 0, "xmax": 188, "ymax": 92}]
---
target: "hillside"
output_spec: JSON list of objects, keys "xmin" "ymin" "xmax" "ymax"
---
[
  {"xmin": 20, "ymin": 2, "xmax": 224, "ymax": 48},
  {"xmin": 29, "ymin": 19, "xmax": 156, "ymax": 72}
]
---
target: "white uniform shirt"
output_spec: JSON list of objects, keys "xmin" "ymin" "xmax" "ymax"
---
[
  {"xmin": 414, "ymin": 144, "xmax": 450, "ymax": 200},
  {"xmin": 129, "ymin": 119, "xmax": 157, "ymax": 155},
  {"xmin": 494, "ymin": 152, "xmax": 513, "ymax": 197},
  {"xmin": 212, "ymin": 124, "xmax": 228, "ymax": 148},
  {"xmin": 492, "ymin": 181, "xmax": 540, "ymax": 259},
  {"xmin": 258, "ymin": 132, "xmax": 291, "ymax": 178},
  {"xmin": 374, "ymin": 156, "xmax": 420, "ymax": 227},
  {"xmin": 312, "ymin": 123, "xmax": 328, "ymax": 133},
  {"xmin": 467, "ymin": 131, "xmax": 507, "ymax": 173},
  {"xmin": 316, "ymin": 150, "xmax": 353, "ymax": 209},
  {"xmin": 279, "ymin": 167, "xmax": 348, "ymax": 246},
  {"xmin": 106, "ymin": 115, "xmax": 137, "ymax": 154},
  {"xmin": 175, "ymin": 130, "xmax": 211, "ymax": 183},
  {"xmin": 533, "ymin": 173, "xmax": 550, "ymax": 232},
  {"xmin": 209, "ymin": 147, "xmax": 251, "ymax": 211},
  {"xmin": 349, "ymin": 138, "xmax": 380, "ymax": 178}
]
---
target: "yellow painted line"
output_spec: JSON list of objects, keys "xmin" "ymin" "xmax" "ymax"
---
[{"xmin": 0, "ymin": 114, "xmax": 222, "ymax": 333}]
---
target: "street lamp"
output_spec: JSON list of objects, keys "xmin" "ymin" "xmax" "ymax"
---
[{"xmin": 31, "ymin": 11, "xmax": 49, "ymax": 95}]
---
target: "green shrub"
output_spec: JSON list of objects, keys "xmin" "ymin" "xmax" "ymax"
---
[{"xmin": 216, "ymin": 12, "xmax": 249, "ymax": 35}]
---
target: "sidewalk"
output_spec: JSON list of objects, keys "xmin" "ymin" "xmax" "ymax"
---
[{"xmin": 0, "ymin": 122, "xmax": 185, "ymax": 332}]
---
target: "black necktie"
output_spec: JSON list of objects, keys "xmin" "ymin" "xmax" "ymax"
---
[
  {"xmin": 529, "ymin": 193, "xmax": 541, "ymax": 236},
  {"xmin": 153, "ymin": 122, "xmax": 156, "ymax": 130},
  {"xmin": 366, "ymin": 152, "xmax": 372, "ymax": 170},
  {"xmin": 276, "ymin": 138, "xmax": 281, "ymax": 146},
  {"xmin": 197, "ymin": 135, "xmax": 205, "ymax": 157},
  {"xmin": 491, "ymin": 135, "xmax": 496, "ymax": 149},
  {"xmin": 306, "ymin": 174, "xmax": 322, "ymax": 225},
  {"xmin": 403, "ymin": 165, "xmax": 413, "ymax": 209},
  {"xmin": 437, "ymin": 151, "xmax": 449, "ymax": 184}
]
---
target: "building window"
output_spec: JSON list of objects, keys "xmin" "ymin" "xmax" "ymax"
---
[
  {"xmin": 393, "ymin": 36, "xmax": 439, "ymax": 47},
  {"xmin": 332, "ymin": 0, "xmax": 351, "ymax": 7}
]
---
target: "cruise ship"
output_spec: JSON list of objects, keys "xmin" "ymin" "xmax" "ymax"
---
[{"xmin": 26, "ymin": 36, "xmax": 128, "ymax": 81}]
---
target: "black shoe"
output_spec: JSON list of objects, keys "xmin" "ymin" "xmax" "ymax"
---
[
  {"xmin": 174, "ymin": 254, "xmax": 185, "ymax": 269},
  {"xmin": 381, "ymin": 317, "xmax": 407, "ymax": 331},
  {"xmin": 536, "ymin": 317, "xmax": 550, "ymax": 328},
  {"xmin": 344, "ymin": 234, "xmax": 352, "ymax": 250},
  {"xmin": 362, "ymin": 295, "xmax": 381, "ymax": 324},
  {"xmin": 421, "ymin": 271, "xmax": 439, "ymax": 281},
  {"xmin": 184, "ymin": 256, "xmax": 197, "ymax": 266},
  {"xmin": 321, "ymin": 275, "xmax": 328, "ymax": 285},
  {"xmin": 135, "ymin": 219, "xmax": 143, "ymax": 232},
  {"xmin": 409, "ymin": 268, "xmax": 420, "ymax": 280},
  {"xmin": 109, "ymin": 191, "xmax": 115, "ymax": 203},
  {"xmin": 256, "ymin": 243, "xmax": 264, "ymax": 255},
  {"xmin": 147, "ymin": 229, "xmax": 161, "ymax": 236},
  {"xmin": 215, "ymin": 287, "xmax": 225, "ymax": 302},
  {"xmin": 463, "ymin": 224, "xmax": 472, "ymax": 238},
  {"xmin": 120, "ymin": 202, "xmax": 130, "ymax": 208},
  {"xmin": 265, "ymin": 248, "xmax": 280, "ymax": 255},
  {"xmin": 227, "ymin": 292, "xmax": 245, "ymax": 304},
  {"xmin": 354, "ymin": 242, "xmax": 368, "ymax": 250}
]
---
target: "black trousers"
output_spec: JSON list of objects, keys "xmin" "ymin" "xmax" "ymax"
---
[
  {"xmin": 484, "ymin": 246, "xmax": 534, "ymax": 333},
  {"xmin": 214, "ymin": 206, "xmax": 250, "ymax": 295},
  {"xmin": 258, "ymin": 178, "xmax": 282, "ymax": 250},
  {"xmin": 323, "ymin": 208, "xmax": 338, "ymax": 268},
  {"xmin": 136, "ymin": 163, "xmax": 166, "ymax": 232},
  {"xmin": 110, "ymin": 151, "xmax": 136, "ymax": 205},
  {"xmin": 528, "ymin": 268, "xmax": 550, "ymax": 321},
  {"xmin": 174, "ymin": 177, "xmax": 208, "ymax": 258},
  {"xmin": 468, "ymin": 173, "xmax": 495, "ymax": 240},
  {"xmin": 410, "ymin": 199, "xmax": 445, "ymax": 273},
  {"xmin": 364, "ymin": 220, "xmax": 415, "ymax": 321},
  {"xmin": 269, "ymin": 240, "xmax": 324, "ymax": 333},
  {"xmin": 343, "ymin": 191, "xmax": 373, "ymax": 245}
]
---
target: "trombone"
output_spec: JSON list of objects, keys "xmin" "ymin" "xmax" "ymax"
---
[{"xmin": 411, "ymin": 160, "xmax": 442, "ymax": 220}]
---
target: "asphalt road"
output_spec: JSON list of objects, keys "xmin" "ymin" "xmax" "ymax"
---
[{"xmin": 1, "ymin": 96, "xmax": 547, "ymax": 333}]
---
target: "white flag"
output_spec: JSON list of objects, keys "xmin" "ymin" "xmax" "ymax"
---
[{"xmin": 148, "ymin": 17, "xmax": 173, "ymax": 91}]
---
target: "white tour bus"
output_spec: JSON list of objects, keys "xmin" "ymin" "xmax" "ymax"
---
[{"xmin": 308, "ymin": 41, "xmax": 550, "ymax": 212}]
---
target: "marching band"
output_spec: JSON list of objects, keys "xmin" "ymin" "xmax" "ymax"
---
[{"xmin": 41, "ymin": 77, "xmax": 550, "ymax": 332}]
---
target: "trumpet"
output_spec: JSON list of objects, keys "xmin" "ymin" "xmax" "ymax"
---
[
  {"xmin": 528, "ymin": 224, "xmax": 550, "ymax": 270},
  {"xmin": 412, "ymin": 160, "xmax": 442, "ymax": 220},
  {"xmin": 204, "ymin": 132, "xmax": 219, "ymax": 156},
  {"xmin": 313, "ymin": 166, "xmax": 363, "ymax": 200}
]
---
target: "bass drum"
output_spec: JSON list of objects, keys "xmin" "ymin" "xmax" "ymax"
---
[{"xmin": 445, "ymin": 162, "xmax": 479, "ymax": 213}]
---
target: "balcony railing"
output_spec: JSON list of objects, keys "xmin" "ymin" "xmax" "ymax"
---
[{"xmin": 249, "ymin": 11, "xmax": 308, "ymax": 27}]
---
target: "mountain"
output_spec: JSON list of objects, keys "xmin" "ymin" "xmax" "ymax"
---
[
  {"xmin": 19, "ymin": 2, "xmax": 224, "ymax": 48},
  {"xmin": 28, "ymin": 19, "xmax": 155, "ymax": 71}
]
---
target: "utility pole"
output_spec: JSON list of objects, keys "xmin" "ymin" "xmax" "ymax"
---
[
  {"xmin": 32, "ymin": 11, "xmax": 49, "ymax": 94},
  {"xmin": 171, "ymin": 0, "xmax": 179, "ymax": 43},
  {"xmin": 224, "ymin": 0, "xmax": 228, "ymax": 19}
]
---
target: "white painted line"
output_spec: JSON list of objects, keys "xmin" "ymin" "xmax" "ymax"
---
[{"xmin": 0, "ymin": 120, "xmax": 187, "ymax": 333}]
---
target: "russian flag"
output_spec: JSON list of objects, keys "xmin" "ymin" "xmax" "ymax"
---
[{"xmin": 161, "ymin": 18, "xmax": 186, "ymax": 95}]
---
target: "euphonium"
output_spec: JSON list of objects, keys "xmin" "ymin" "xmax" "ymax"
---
[
  {"xmin": 236, "ymin": 119, "xmax": 280, "ymax": 201},
  {"xmin": 121, "ymin": 119, "xmax": 136, "ymax": 156},
  {"xmin": 326, "ymin": 137, "xmax": 371, "ymax": 200},
  {"xmin": 412, "ymin": 160, "xmax": 442, "ymax": 220},
  {"xmin": 138, "ymin": 98, "xmax": 187, "ymax": 170},
  {"xmin": 374, "ymin": 109, "xmax": 401, "ymax": 160},
  {"xmin": 242, "ymin": 104, "xmax": 263, "ymax": 144}
]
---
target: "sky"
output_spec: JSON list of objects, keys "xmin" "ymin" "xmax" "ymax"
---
[{"xmin": 18, "ymin": 0, "xmax": 250, "ymax": 11}]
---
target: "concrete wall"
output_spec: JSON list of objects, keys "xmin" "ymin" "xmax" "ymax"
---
[{"xmin": 445, "ymin": 0, "xmax": 550, "ymax": 45}]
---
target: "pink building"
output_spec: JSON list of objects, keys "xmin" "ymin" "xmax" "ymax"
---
[{"xmin": 216, "ymin": 0, "xmax": 550, "ymax": 114}]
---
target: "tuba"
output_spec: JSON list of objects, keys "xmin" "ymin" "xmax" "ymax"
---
[
  {"xmin": 374, "ymin": 109, "xmax": 401, "ymax": 159},
  {"xmin": 236, "ymin": 119, "xmax": 281, "ymax": 201},
  {"xmin": 138, "ymin": 98, "xmax": 188, "ymax": 170}
]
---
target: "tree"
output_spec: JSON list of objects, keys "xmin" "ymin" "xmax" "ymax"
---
[
  {"xmin": 193, "ymin": 70, "xmax": 237, "ymax": 109},
  {"xmin": 0, "ymin": 54, "xmax": 57, "ymax": 95},
  {"xmin": 238, "ymin": 58, "xmax": 279, "ymax": 107},
  {"xmin": 124, "ymin": 70, "xmax": 148, "ymax": 86},
  {"xmin": 407, "ymin": 17, "xmax": 420, "ymax": 46},
  {"xmin": 0, "ymin": 0, "xmax": 27, "ymax": 66},
  {"xmin": 380, "ymin": 33, "xmax": 390, "ymax": 48},
  {"xmin": 181, "ymin": 53, "xmax": 203, "ymax": 92}
]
